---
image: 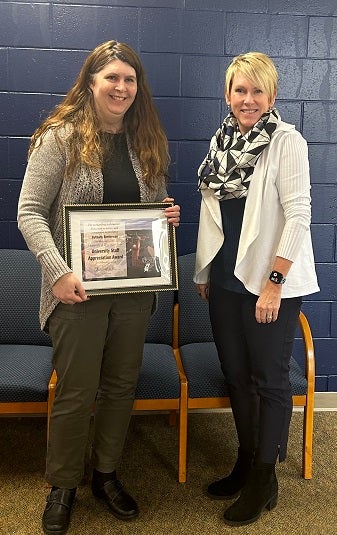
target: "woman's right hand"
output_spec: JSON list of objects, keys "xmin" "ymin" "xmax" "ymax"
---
[
  {"xmin": 196, "ymin": 283, "xmax": 209, "ymax": 302},
  {"xmin": 52, "ymin": 273, "xmax": 88, "ymax": 305}
]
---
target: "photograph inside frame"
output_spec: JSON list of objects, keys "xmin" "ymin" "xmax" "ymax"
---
[{"xmin": 64, "ymin": 203, "xmax": 177, "ymax": 294}]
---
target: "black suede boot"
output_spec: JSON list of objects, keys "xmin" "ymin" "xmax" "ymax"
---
[
  {"xmin": 223, "ymin": 462, "xmax": 278, "ymax": 526},
  {"xmin": 207, "ymin": 448, "xmax": 254, "ymax": 499}
]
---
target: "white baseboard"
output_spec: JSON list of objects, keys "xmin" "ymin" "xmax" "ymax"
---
[{"xmin": 314, "ymin": 392, "xmax": 337, "ymax": 411}]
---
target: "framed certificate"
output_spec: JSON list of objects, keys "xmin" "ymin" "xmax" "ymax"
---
[{"xmin": 63, "ymin": 202, "xmax": 178, "ymax": 295}]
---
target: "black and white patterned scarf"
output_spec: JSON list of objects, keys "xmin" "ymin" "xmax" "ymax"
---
[{"xmin": 198, "ymin": 108, "xmax": 281, "ymax": 200}]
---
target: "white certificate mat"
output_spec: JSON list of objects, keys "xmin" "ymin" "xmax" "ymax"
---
[{"xmin": 63, "ymin": 202, "xmax": 178, "ymax": 295}]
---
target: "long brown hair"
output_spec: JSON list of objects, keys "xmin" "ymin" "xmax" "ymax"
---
[{"xmin": 29, "ymin": 40, "xmax": 170, "ymax": 187}]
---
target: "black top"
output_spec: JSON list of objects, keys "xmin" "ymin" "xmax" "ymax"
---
[
  {"xmin": 210, "ymin": 197, "xmax": 249, "ymax": 294},
  {"xmin": 102, "ymin": 133, "xmax": 140, "ymax": 203}
]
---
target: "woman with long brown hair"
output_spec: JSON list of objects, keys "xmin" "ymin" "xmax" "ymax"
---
[{"xmin": 18, "ymin": 40, "xmax": 180, "ymax": 535}]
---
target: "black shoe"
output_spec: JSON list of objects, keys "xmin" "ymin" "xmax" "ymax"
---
[
  {"xmin": 207, "ymin": 448, "xmax": 254, "ymax": 499},
  {"xmin": 223, "ymin": 463, "xmax": 278, "ymax": 526},
  {"xmin": 92, "ymin": 473, "xmax": 139, "ymax": 521},
  {"xmin": 42, "ymin": 487, "xmax": 76, "ymax": 535}
]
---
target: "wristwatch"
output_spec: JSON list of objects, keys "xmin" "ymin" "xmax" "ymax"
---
[{"xmin": 269, "ymin": 270, "xmax": 286, "ymax": 284}]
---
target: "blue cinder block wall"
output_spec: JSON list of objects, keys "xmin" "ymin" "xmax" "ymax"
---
[{"xmin": 0, "ymin": 0, "xmax": 336, "ymax": 392}]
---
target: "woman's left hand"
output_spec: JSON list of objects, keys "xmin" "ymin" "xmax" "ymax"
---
[
  {"xmin": 163, "ymin": 197, "xmax": 180, "ymax": 227},
  {"xmin": 255, "ymin": 281, "xmax": 282, "ymax": 323}
]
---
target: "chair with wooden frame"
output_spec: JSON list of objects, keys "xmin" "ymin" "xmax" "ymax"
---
[
  {"xmin": 173, "ymin": 252, "xmax": 315, "ymax": 481},
  {"xmin": 0, "ymin": 248, "xmax": 187, "ymax": 480},
  {"xmin": 0, "ymin": 249, "xmax": 54, "ymax": 419},
  {"xmin": 48, "ymin": 290, "xmax": 188, "ymax": 483}
]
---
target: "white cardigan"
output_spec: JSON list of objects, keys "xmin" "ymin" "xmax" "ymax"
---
[{"xmin": 194, "ymin": 121, "xmax": 320, "ymax": 298}]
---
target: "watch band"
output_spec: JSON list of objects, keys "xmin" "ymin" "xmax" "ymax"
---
[{"xmin": 269, "ymin": 270, "xmax": 286, "ymax": 284}]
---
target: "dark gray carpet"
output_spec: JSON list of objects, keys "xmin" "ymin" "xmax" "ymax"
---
[{"xmin": 0, "ymin": 411, "xmax": 336, "ymax": 534}]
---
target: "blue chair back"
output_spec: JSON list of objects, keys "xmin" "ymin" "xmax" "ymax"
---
[
  {"xmin": 0, "ymin": 249, "xmax": 51, "ymax": 346},
  {"xmin": 145, "ymin": 290, "xmax": 174, "ymax": 344},
  {"xmin": 177, "ymin": 253, "xmax": 213, "ymax": 345}
]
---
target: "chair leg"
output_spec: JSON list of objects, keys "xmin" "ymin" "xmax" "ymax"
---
[
  {"xmin": 302, "ymin": 403, "xmax": 314, "ymax": 479},
  {"xmin": 178, "ymin": 382, "xmax": 188, "ymax": 483},
  {"xmin": 47, "ymin": 372, "xmax": 57, "ymax": 445},
  {"xmin": 168, "ymin": 410, "xmax": 177, "ymax": 427}
]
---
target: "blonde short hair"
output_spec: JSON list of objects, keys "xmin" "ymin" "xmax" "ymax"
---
[{"xmin": 225, "ymin": 52, "xmax": 278, "ymax": 103}]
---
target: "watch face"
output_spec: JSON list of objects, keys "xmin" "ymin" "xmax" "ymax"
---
[{"xmin": 269, "ymin": 271, "xmax": 285, "ymax": 284}]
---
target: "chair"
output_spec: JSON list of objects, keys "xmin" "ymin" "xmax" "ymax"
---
[
  {"xmin": 48, "ymin": 290, "xmax": 188, "ymax": 483},
  {"xmin": 173, "ymin": 253, "xmax": 315, "ymax": 480},
  {"xmin": 0, "ymin": 249, "xmax": 54, "ymax": 417},
  {"xmin": 133, "ymin": 290, "xmax": 188, "ymax": 483}
]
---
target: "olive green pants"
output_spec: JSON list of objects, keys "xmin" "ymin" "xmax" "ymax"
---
[{"xmin": 46, "ymin": 292, "xmax": 154, "ymax": 488}]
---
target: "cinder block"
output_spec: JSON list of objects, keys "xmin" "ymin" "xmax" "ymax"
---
[
  {"xmin": 314, "ymin": 338, "xmax": 337, "ymax": 375},
  {"xmin": 0, "ymin": 222, "xmax": 10, "ymax": 249},
  {"xmin": 0, "ymin": 180, "xmax": 22, "ymax": 220},
  {"xmin": 9, "ymin": 222, "xmax": 27, "ymax": 250},
  {"xmin": 167, "ymin": 182, "xmax": 200, "ymax": 224},
  {"xmin": 177, "ymin": 141, "xmax": 210, "ymax": 184},
  {"xmin": 328, "ymin": 375, "xmax": 337, "ymax": 392},
  {"xmin": 141, "ymin": 53, "xmax": 180, "ymax": 97},
  {"xmin": 0, "ymin": 138, "xmax": 8, "ymax": 179},
  {"xmin": 140, "ymin": 8, "xmax": 224, "ymax": 54},
  {"xmin": 8, "ymin": 49, "xmax": 88, "ymax": 94},
  {"xmin": 301, "ymin": 300, "xmax": 331, "ymax": 338},
  {"xmin": 269, "ymin": 0, "xmax": 337, "ymax": 16},
  {"xmin": 314, "ymin": 263, "xmax": 337, "ymax": 301},
  {"xmin": 275, "ymin": 58, "xmax": 337, "ymax": 101},
  {"xmin": 181, "ymin": 56, "xmax": 229, "ymax": 99},
  {"xmin": 168, "ymin": 142, "xmax": 178, "ymax": 182},
  {"xmin": 175, "ymin": 222, "xmax": 198, "ymax": 256},
  {"xmin": 8, "ymin": 138, "xmax": 30, "ymax": 180},
  {"xmin": 182, "ymin": 99, "xmax": 221, "ymax": 140},
  {"xmin": 0, "ymin": 48, "xmax": 8, "ymax": 91},
  {"xmin": 308, "ymin": 16, "xmax": 337, "ymax": 58},
  {"xmin": 274, "ymin": 101, "xmax": 301, "ymax": 132},
  {"xmin": 225, "ymin": 13, "xmax": 307, "ymax": 56},
  {"xmin": 52, "ymin": 5, "xmax": 138, "ymax": 50},
  {"xmin": 303, "ymin": 103, "xmax": 337, "ymax": 143},
  {"xmin": 155, "ymin": 98, "xmax": 221, "ymax": 141},
  {"xmin": 315, "ymin": 376, "xmax": 328, "ymax": 392},
  {"xmin": 0, "ymin": 94, "xmax": 53, "ymax": 137},
  {"xmin": 309, "ymin": 144, "xmax": 337, "ymax": 184},
  {"xmin": 331, "ymin": 302, "xmax": 337, "ymax": 337},
  {"xmin": 311, "ymin": 185, "xmax": 337, "ymax": 224},
  {"xmin": 311, "ymin": 224, "xmax": 335, "ymax": 263},
  {"xmin": 0, "ymin": 2, "xmax": 51, "ymax": 47}
]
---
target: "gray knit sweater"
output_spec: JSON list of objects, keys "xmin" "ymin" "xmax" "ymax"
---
[{"xmin": 17, "ymin": 126, "xmax": 168, "ymax": 330}]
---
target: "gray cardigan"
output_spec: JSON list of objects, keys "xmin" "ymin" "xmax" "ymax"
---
[{"xmin": 17, "ymin": 126, "xmax": 168, "ymax": 329}]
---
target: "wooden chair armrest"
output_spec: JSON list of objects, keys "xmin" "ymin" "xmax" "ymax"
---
[
  {"xmin": 48, "ymin": 370, "xmax": 57, "ymax": 391},
  {"xmin": 298, "ymin": 310, "xmax": 315, "ymax": 393}
]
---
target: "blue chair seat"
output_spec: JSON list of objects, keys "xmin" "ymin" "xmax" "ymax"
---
[
  {"xmin": 0, "ymin": 345, "xmax": 53, "ymax": 402},
  {"xmin": 179, "ymin": 342, "xmax": 229, "ymax": 398},
  {"xmin": 136, "ymin": 343, "xmax": 180, "ymax": 399},
  {"xmin": 179, "ymin": 342, "xmax": 307, "ymax": 398}
]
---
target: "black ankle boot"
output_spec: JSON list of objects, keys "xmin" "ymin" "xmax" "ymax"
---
[
  {"xmin": 42, "ymin": 486, "xmax": 76, "ymax": 535},
  {"xmin": 223, "ymin": 462, "xmax": 278, "ymax": 526},
  {"xmin": 207, "ymin": 448, "xmax": 254, "ymax": 499}
]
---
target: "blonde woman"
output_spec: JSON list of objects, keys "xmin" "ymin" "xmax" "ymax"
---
[{"xmin": 195, "ymin": 52, "xmax": 318, "ymax": 526}]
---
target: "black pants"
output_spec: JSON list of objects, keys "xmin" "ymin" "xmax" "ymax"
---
[{"xmin": 209, "ymin": 285, "xmax": 302, "ymax": 464}]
